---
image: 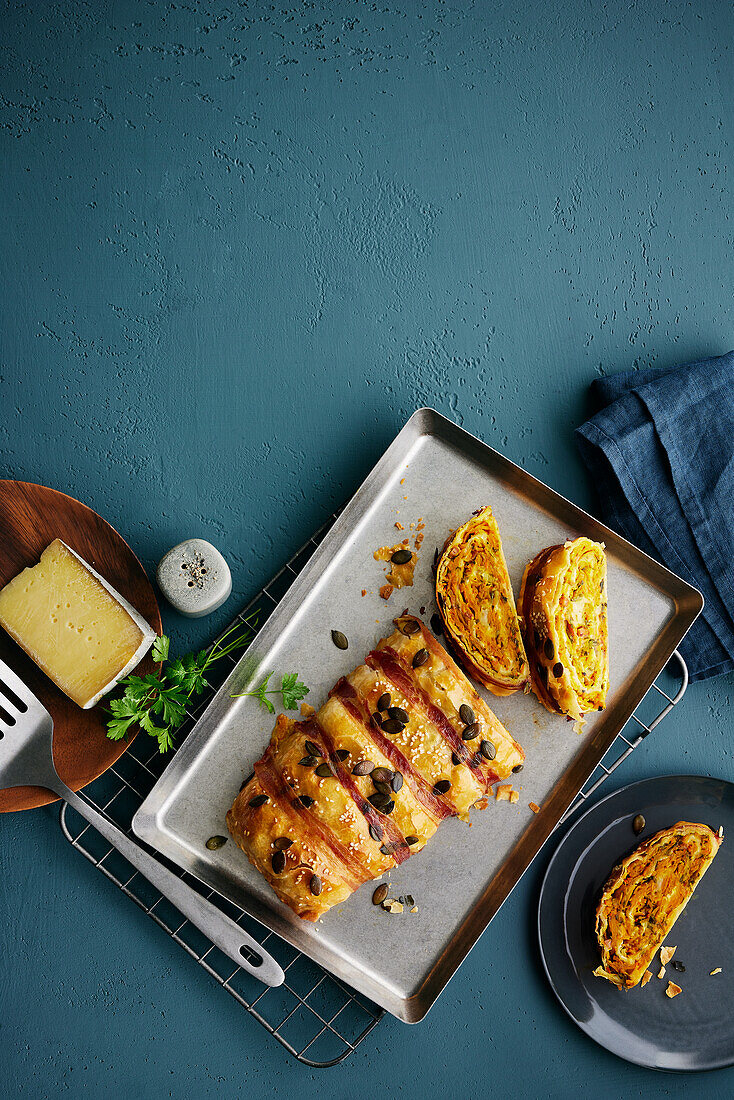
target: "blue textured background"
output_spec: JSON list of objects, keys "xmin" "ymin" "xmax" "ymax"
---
[{"xmin": 1, "ymin": 2, "xmax": 733, "ymax": 1096}]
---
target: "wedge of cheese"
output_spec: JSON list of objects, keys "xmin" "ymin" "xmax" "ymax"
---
[{"xmin": 0, "ymin": 539, "xmax": 155, "ymax": 708}]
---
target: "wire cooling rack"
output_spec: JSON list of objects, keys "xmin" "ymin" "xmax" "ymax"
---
[{"xmin": 59, "ymin": 512, "xmax": 689, "ymax": 1067}]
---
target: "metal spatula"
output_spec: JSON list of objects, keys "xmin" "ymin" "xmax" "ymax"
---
[{"xmin": 0, "ymin": 657, "xmax": 284, "ymax": 987}]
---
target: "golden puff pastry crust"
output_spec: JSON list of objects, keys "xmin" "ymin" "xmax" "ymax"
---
[
  {"xmin": 518, "ymin": 536, "xmax": 609, "ymax": 724},
  {"xmin": 226, "ymin": 617, "xmax": 525, "ymax": 921},
  {"xmin": 435, "ymin": 507, "xmax": 529, "ymax": 696},
  {"xmin": 593, "ymin": 821, "xmax": 722, "ymax": 989}
]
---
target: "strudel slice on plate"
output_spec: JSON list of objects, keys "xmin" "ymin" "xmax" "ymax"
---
[{"xmin": 594, "ymin": 821, "xmax": 722, "ymax": 989}]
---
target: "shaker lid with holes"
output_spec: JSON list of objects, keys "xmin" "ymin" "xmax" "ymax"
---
[{"xmin": 156, "ymin": 539, "xmax": 232, "ymax": 618}]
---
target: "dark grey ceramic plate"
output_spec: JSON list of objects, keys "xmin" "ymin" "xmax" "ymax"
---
[{"xmin": 538, "ymin": 774, "xmax": 733, "ymax": 1072}]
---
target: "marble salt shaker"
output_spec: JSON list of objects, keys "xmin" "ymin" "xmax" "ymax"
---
[{"xmin": 156, "ymin": 539, "xmax": 232, "ymax": 618}]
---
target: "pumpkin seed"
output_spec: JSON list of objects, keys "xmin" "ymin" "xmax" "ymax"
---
[
  {"xmin": 298, "ymin": 755, "xmax": 319, "ymax": 766},
  {"xmin": 310, "ymin": 874, "xmax": 322, "ymax": 896},
  {"xmin": 544, "ymin": 638, "xmax": 555, "ymax": 660},
  {"xmin": 379, "ymin": 843, "xmax": 395, "ymax": 856},
  {"xmin": 271, "ymin": 850, "xmax": 286, "ymax": 874},
  {"xmin": 671, "ymin": 960, "xmax": 686, "ymax": 972},
  {"xmin": 391, "ymin": 548, "xmax": 412, "ymax": 565},
  {"xmin": 369, "ymin": 791, "xmax": 390, "ymax": 810},
  {"xmin": 377, "ymin": 692, "xmax": 391, "ymax": 710},
  {"xmin": 248, "ymin": 794, "xmax": 268, "ymax": 808},
  {"xmin": 369, "ymin": 823, "xmax": 384, "ymax": 842},
  {"xmin": 390, "ymin": 772, "xmax": 403, "ymax": 793},
  {"xmin": 296, "ymin": 794, "xmax": 314, "ymax": 808},
  {"xmin": 459, "ymin": 704, "xmax": 475, "ymax": 726},
  {"xmin": 512, "ymin": 763, "xmax": 524, "ymax": 773},
  {"xmin": 273, "ymin": 837, "xmax": 293, "ymax": 851},
  {"xmin": 315, "ymin": 762, "xmax": 335, "ymax": 778},
  {"xmin": 401, "ymin": 618, "xmax": 420, "ymax": 634},
  {"xmin": 381, "ymin": 718, "xmax": 404, "ymax": 735},
  {"xmin": 462, "ymin": 723, "xmax": 479, "ymax": 741},
  {"xmin": 632, "ymin": 814, "xmax": 646, "ymax": 835},
  {"xmin": 206, "ymin": 835, "xmax": 227, "ymax": 850},
  {"xmin": 353, "ymin": 759, "xmax": 374, "ymax": 776},
  {"xmin": 451, "ymin": 752, "xmax": 461, "ymax": 765},
  {"xmin": 304, "ymin": 740, "xmax": 321, "ymax": 758},
  {"xmin": 433, "ymin": 779, "xmax": 451, "ymax": 795},
  {"xmin": 371, "ymin": 711, "xmax": 383, "ymax": 726},
  {"xmin": 239, "ymin": 771, "xmax": 255, "ymax": 791},
  {"xmin": 331, "ymin": 629, "xmax": 349, "ymax": 650},
  {"xmin": 430, "ymin": 614, "xmax": 443, "ymax": 635},
  {"xmin": 372, "ymin": 766, "xmax": 394, "ymax": 783},
  {"xmin": 387, "ymin": 706, "xmax": 409, "ymax": 723},
  {"xmin": 405, "ymin": 835, "xmax": 419, "ymax": 846},
  {"xmin": 480, "ymin": 740, "xmax": 496, "ymax": 761},
  {"xmin": 373, "ymin": 779, "xmax": 392, "ymax": 797},
  {"xmin": 412, "ymin": 648, "xmax": 429, "ymax": 668},
  {"xmin": 372, "ymin": 883, "xmax": 389, "ymax": 905},
  {"xmin": 334, "ymin": 748, "xmax": 350, "ymax": 762},
  {"xmin": 553, "ymin": 662, "xmax": 564, "ymax": 678},
  {"xmin": 382, "ymin": 799, "xmax": 395, "ymax": 815},
  {"xmin": 404, "ymin": 894, "xmax": 415, "ymax": 908}
]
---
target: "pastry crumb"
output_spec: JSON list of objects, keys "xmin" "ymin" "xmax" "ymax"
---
[
  {"xmin": 665, "ymin": 981, "xmax": 682, "ymax": 998},
  {"xmin": 641, "ymin": 970, "xmax": 653, "ymax": 987},
  {"xmin": 410, "ymin": 905, "xmax": 418, "ymax": 914},
  {"xmin": 473, "ymin": 797, "xmax": 489, "ymax": 811},
  {"xmin": 361, "ymin": 588, "xmax": 367, "ymax": 596},
  {"xmin": 658, "ymin": 966, "xmax": 666, "ymax": 979},
  {"xmin": 495, "ymin": 784, "xmax": 513, "ymax": 802},
  {"xmin": 509, "ymin": 790, "xmax": 519, "ymax": 804},
  {"xmin": 660, "ymin": 946, "xmax": 677, "ymax": 966},
  {"xmin": 710, "ymin": 967, "xmax": 722, "ymax": 975},
  {"xmin": 529, "ymin": 801, "xmax": 540, "ymax": 814},
  {"xmin": 379, "ymin": 584, "xmax": 394, "ymax": 600},
  {"xmin": 394, "ymin": 521, "xmax": 404, "ymax": 530},
  {"xmin": 382, "ymin": 899, "xmax": 403, "ymax": 914},
  {"xmin": 300, "ymin": 702, "xmax": 315, "ymax": 717}
]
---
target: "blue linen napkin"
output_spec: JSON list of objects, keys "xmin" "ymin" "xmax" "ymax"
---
[{"xmin": 575, "ymin": 351, "xmax": 734, "ymax": 682}]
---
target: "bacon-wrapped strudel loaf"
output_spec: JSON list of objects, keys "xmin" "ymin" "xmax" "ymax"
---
[{"xmin": 226, "ymin": 616, "xmax": 525, "ymax": 921}]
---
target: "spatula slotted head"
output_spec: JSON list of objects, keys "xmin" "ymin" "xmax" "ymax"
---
[{"xmin": 0, "ymin": 659, "xmax": 56, "ymax": 795}]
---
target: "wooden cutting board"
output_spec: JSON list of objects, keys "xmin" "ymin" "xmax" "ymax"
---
[{"xmin": 0, "ymin": 481, "xmax": 162, "ymax": 812}]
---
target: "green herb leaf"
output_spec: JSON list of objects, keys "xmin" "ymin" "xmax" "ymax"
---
[
  {"xmin": 231, "ymin": 669, "xmax": 309, "ymax": 714},
  {"xmin": 152, "ymin": 635, "xmax": 170, "ymax": 663},
  {"xmin": 106, "ymin": 715, "xmax": 136, "ymax": 741},
  {"xmin": 280, "ymin": 673, "xmax": 310, "ymax": 710},
  {"xmin": 105, "ymin": 619, "xmax": 258, "ymax": 754}
]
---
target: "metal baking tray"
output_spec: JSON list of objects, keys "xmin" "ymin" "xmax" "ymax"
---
[{"xmin": 132, "ymin": 408, "xmax": 703, "ymax": 1022}]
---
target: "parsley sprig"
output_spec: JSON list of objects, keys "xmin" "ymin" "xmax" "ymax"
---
[
  {"xmin": 231, "ymin": 671, "xmax": 310, "ymax": 713},
  {"xmin": 106, "ymin": 617, "xmax": 258, "ymax": 754}
]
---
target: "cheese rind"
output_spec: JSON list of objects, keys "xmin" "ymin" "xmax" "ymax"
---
[{"xmin": 0, "ymin": 539, "xmax": 155, "ymax": 708}]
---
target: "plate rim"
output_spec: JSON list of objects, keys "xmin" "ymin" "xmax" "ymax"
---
[{"xmin": 537, "ymin": 771, "xmax": 734, "ymax": 1073}]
